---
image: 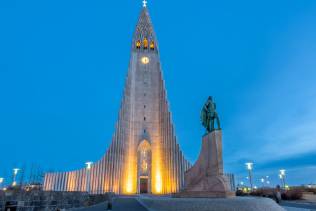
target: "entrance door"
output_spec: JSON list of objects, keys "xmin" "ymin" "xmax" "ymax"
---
[{"xmin": 139, "ymin": 177, "xmax": 148, "ymax": 194}]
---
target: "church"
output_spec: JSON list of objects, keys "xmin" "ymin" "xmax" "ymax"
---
[{"xmin": 43, "ymin": 2, "xmax": 192, "ymax": 195}]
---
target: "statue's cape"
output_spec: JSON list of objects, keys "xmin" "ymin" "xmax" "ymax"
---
[{"xmin": 201, "ymin": 107, "xmax": 208, "ymax": 127}]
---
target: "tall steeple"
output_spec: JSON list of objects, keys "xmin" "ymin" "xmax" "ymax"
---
[
  {"xmin": 133, "ymin": 6, "xmax": 158, "ymax": 53},
  {"xmin": 42, "ymin": 4, "xmax": 191, "ymax": 195}
]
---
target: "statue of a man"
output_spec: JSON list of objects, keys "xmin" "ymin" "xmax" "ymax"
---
[{"xmin": 201, "ymin": 96, "xmax": 221, "ymax": 133}]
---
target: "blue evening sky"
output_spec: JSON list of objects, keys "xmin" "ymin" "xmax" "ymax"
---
[{"xmin": 1, "ymin": 0, "xmax": 316, "ymax": 187}]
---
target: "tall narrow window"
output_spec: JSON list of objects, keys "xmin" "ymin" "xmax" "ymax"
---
[
  {"xmin": 136, "ymin": 40, "xmax": 141, "ymax": 49},
  {"xmin": 143, "ymin": 38, "xmax": 148, "ymax": 49},
  {"xmin": 144, "ymin": 117, "xmax": 146, "ymax": 121},
  {"xmin": 150, "ymin": 41, "xmax": 155, "ymax": 50}
]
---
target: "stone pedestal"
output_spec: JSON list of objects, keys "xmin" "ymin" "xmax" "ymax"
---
[{"xmin": 178, "ymin": 130, "xmax": 234, "ymax": 198}]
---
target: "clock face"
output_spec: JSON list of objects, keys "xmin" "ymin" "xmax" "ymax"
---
[{"xmin": 141, "ymin": 57, "xmax": 150, "ymax": 64}]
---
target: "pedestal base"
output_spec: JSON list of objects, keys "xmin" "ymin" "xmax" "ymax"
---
[
  {"xmin": 175, "ymin": 190, "xmax": 235, "ymax": 198},
  {"xmin": 177, "ymin": 175, "xmax": 235, "ymax": 198},
  {"xmin": 180, "ymin": 131, "xmax": 234, "ymax": 198}
]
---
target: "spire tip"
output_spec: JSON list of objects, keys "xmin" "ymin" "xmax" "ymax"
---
[{"xmin": 142, "ymin": 0, "xmax": 147, "ymax": 8}]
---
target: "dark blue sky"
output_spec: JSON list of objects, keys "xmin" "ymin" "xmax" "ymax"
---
[{"xmin": 1, "ymin": 0, "xmax": 316, "ymax": 187}]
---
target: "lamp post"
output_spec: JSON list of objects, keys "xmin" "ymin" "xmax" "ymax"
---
[
  {"xmin": 279, "ymin": 174, "xmax": 283, "ymax": 186},
  {"xmin": 280, "ymin": 169, "xmax": 286, "ymax": 188},
  {"xmin": 245, "ymin": 162, "xmax": 254, "ymax": 190},
  {"xmin": 12, "ymin": 168, "xmax": 20, "ymax": 186},
  {"xmin": 261, "ymin": 178, "xmax": 265, "ymax": 188},
  {"xmin": 0, "ymin": 178, "xmax": 4, "ymax": 190},
  {"xmin": 85, "ymin": 162, "xmax": 93, "ymax": 193},
  {"xmin": 266, "ymin": 176, "xmax": 270, "ymax": 187}
]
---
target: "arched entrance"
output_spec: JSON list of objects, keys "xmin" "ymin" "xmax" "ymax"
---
[{"xmin": 137, "ymin": 140, "xmax": 151, "ymax": 194}]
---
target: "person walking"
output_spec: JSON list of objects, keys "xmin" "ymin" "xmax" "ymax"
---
[
  {"xmin": 275, "ymin": 185, "xmax": 282, "ymax": 204},
  {"xmin": 107, "ymin": 194, "xmax": 113, "ymax": 210}
]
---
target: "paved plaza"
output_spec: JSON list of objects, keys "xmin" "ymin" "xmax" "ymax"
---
[
  {"xmin": 282, "ymin": 201, "xmax": 316, "ymax": 211},
  {"xmin": 72, "ymin": 197, "xmax": 147, "ymax": 211},
  {"xmin": 71, "ymin": 196, "xmax": 316, "ymax": 211}
]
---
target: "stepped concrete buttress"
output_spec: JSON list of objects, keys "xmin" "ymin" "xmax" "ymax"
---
[{"xmin": 178, "ymin": 130, "xmax": 235, "ymax": 198}]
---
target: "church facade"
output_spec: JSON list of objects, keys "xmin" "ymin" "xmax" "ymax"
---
[{"xmin": 43, "ymin": 5, "xmax": 191, "ymax": 195}]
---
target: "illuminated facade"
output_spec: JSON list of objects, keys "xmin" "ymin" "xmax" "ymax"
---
[{"xmin": 43, "ymin": 6, "xmax": 191, "ymax": 195}]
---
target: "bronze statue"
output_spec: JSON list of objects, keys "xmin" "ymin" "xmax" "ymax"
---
[{"xmin": 201, "ymin": 96, "xmax": 221, "ymax": 133}]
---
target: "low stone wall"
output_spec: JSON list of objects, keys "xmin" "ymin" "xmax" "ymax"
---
[
  {"xmin": 0, "ymin": 190, "xmax": 112, "ymax": 211},
  {"xmin": 138, "ymin": 196, "xmax": 285, "ymax": 211}
]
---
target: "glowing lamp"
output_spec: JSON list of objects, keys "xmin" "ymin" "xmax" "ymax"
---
[
  {"xmin": 280, "ymin": 169, "xmax": 286, "ymax": 176},
  {"xmin": 13, "ymin": 168, "xmax": 20, "ymax": 175},
  {"xmin": 85, "ymin": 162, "xmax": 93, "ymax": 170},
  {"xmin": 245, "ymin": 162, "xmax": 253, "ymax": 170}
]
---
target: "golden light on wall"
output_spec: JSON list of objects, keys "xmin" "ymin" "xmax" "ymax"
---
[
  {"xmin": 151, "ymin": 138, "xmax": 164, "ymax": 194},
  {"xmin": 155, "ymin": 172, "xmax": 162, "ymax": 193},
  {"xmin": 125, "ymin": 157, "xmax": 136, "ymax": 194},
  {"xmin": 126, "ymin": 178, "xmax": 133, "ymax": 193},
  {"xmin": 124, "ymin": 138, "xmax": 137, "ymax": 194}
]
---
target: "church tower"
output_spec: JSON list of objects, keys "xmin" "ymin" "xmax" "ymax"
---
[{"xmin": 43, "ymin": 3, "xmax": 191, "ymax": 195}]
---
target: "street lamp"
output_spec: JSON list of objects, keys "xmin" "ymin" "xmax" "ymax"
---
[
  {"xmin": 266, "ymin": 176, "xmax": 270, "ymax": 187},
  {"xmin": 85, "ymin": 162, "xmax": 93, "ymax": 193},
  {"xmin": 0, "ymin": 178, "xmax": 4, "ymax": 189},
  {"xmin": 280, "ymin": 169, "xmax": 286, "ymax": 188},
  {"xmin": 12, "ymin": 168, "xmax": 20, "ymax": 186},
  {"xmin": 261, "ymin": 178, "xmax": 265, "ymax": 187},
  {"xmin": 279, "ymin": 174, "xmax": 283, "ymax": 184},
  {"xmin": 245, "ymin": 162, "xmax": 254, "ymax": 190}
]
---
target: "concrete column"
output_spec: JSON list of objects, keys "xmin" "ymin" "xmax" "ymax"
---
[
  {"xmin": 86, "ymin": 167, "xmax": 91, "ymax": 193},
  {"xmin": 96, "ymin": 162, "xmax": 100, "ymax": 194},
  {"xmin": 43, "ymin": 175, "xmax": 47, "ymax": 190}
]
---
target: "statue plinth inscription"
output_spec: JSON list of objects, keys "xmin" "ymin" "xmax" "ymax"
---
[{"xmin": 177, "ymin": 97, "xmax": 234, "ymax": 198}]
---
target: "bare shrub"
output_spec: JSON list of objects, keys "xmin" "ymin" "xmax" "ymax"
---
[{"xmin": 282, "ymin": 189, "xmax": 303, "ymax": 200}]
